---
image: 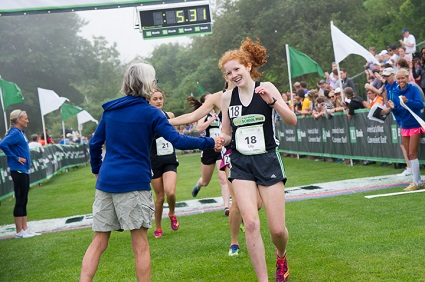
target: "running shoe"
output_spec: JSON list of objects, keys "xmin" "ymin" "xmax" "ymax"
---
[
  {"xmin": 15, "ymin": 230, "xmax": 35, "ymax": 239},
  {"xmin": 397, "ymin": 169, "xmax": 412, "ymax": 177},
  {"xmin": 154, "ymin": 228, "xmax": 163, "ymax": 238},
  {"xmin": 224, "ymin": 207, "xmax": 230, "ymax": 216},
  {"xmin": 404, "ymin": 183, "xmax": 420, "ymax": 191},
  {"xmin": 169, "ymin": 215, "xmax": 179, "ymax": 231},
  {"xmin": 228, "ymin": 244, "xmax": 240, "ymax": 256},
  {"xmin": 275, "ymin": 251, "xmax": 289, "ymax": 282},
  {"xmin": 192, "ymin": 181, "xmax": 201, "ymax": 197},
  {"xmin": 25, "ymin": 229, "xmax": 41, "ymax": 236}
]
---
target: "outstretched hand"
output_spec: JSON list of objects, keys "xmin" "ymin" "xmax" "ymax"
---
[{"xmin": 213, "ymin": 136, "xmax": 224, "ymax": 152}]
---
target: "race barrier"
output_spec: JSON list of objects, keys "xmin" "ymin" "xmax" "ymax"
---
[
  {"xmin": 0, "ymin": 144, "xmax": 89, "ymax": 201},
  {"xmin": 276, "ymin": 108, "xmax": 425, "ymax": 163},
  {"xmin": 2, "ymin": 110, "xmax": 424, "ymax": 200}
]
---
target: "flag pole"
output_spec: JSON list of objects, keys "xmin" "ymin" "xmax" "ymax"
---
[
  {"xmin": 285, "ymin": 44, "xmax": 295, "ymax": 113},
  {"xmin": 330, "ymin": 21, "xmax": 344, "ymax": 102},
  {"xmin": 0, "ymin": 80, "xmax": 8, "ymax": 134},
  {"xmin": 61, "ymin": 108, "xmax": 66, "ymax": 144}
]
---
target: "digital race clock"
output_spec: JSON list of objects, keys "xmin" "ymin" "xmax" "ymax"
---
[{"xmin": 137, "ymin": 1, "xmax": 212, "ymax": 39}]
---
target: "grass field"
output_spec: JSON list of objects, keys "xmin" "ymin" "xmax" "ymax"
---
[{"xmin": 0, "ymin": 153, "xmax": 424, "ymax": 281}]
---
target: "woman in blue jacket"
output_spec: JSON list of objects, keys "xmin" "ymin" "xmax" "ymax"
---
[
  {"xmin": 80, "ymin": 63, "xmax": 218, "ymax": 282},
  {"xmin": 388, "ymin": 68, "xmax": 424, "ymax": 191},
  {"xmin": 0, "ymin": 109, "xmax": 39, "ymax": 238}
]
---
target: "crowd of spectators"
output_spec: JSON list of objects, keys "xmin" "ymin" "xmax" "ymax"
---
[
  {"xmin": 278, "ymin": 28, "xmax": 425, "ymax": 170},
  {"xmin": 281, "ymin": 28, "xmax": 423, "ymax": 122}
]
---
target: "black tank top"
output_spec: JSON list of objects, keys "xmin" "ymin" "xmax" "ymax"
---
[
  {"xmin": 205, "ymin": 113, "xmax": 221, "ymax": 138},
  {"xmin": 228, "ymin": 81, "xmax": 278, "ymax": 152},
  {"xmin": 150, "ymin": 110, "xmax": 177, "ymax": 164}
]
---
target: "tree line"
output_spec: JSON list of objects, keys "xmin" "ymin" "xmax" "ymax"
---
[{"xmin": 0, "ymin": 0, "xmax": 423, "ymax": 137}]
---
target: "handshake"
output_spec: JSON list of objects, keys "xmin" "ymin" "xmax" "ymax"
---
[{"xmin": 213, "ymin": 135, "xmax": 226, "ymax": 152}]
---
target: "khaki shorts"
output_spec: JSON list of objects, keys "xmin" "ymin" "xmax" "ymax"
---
[{"xmin": 92, "ymin": 189, "xmax": 154, "ymax": 232}]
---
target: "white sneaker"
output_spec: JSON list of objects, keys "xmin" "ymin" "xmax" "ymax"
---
[
  {"xmin": 24, "ymin": 229, "xmax": 41, "ymax": 236},
  {"xmin": 15, "ymin": 230, "xmax": 25, "ymax": 238},
  {"xmin": 397, "ymin": 169, "xmax": 412, "ymax": 177},
  {"xmin": 15, "ymin": 230, "xmax": 35, "ymax": 238}
]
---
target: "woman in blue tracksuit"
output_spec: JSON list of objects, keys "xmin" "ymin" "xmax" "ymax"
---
[
  {"xmin": 388, "ymin": 68, "xmax": 424, "ymax": 191},
  {"xmin": 0, "ymin": 109, "xmax": 39, "ymax": 238},
  {"xmin": 80, "ymin": 63, "xmax": 218, "ymax": 282}
]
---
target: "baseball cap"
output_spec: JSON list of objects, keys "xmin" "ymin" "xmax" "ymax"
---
[
  {"xmin": 334, "ymin": 87, "xmax": 342, "ymax": 93},
  {"xmin": 318, "ymin": 80, "xmax": 326, "ymax": 85},
  {"xmin": 382, "ymin": 67, "xmax": 395, "ymax": 76},
  {"xmin": 66, "ymin": 133, "xmax": 73, "ymax": 138},
  {"xmin": 401, "ymin": 28, "xmax": 408, "ymax": 35},
  {"xmin": 293, "ymin": 82, "xmax": 300, "ymax": 87},
  {"xmin": 379, "ymin": 50, "xmax": 388, "ymax": 56}
]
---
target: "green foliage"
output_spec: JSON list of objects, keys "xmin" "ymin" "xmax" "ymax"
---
[{"xmin": 0, "ymin": 13, "xmax": 123, "ymax": 137}]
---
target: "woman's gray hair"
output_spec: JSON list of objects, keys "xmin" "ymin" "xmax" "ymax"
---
[{"xmin": 121, "ymin": 63, "xmax": 156, "ymax": 99}]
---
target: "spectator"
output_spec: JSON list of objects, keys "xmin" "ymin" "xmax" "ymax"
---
[
  {"xmin": 398, "ymin": 46, "xmax": 412, "ymax": 63},
  {"xmin": 317, "ymin": 80, "xmax": 327, "ymax": 95},
  {"xmin": 293, "ymin": 81, "xmax": 301, "ymax": 92},
  {"xmin": 312, "ymin": 97, "xmax": 330, "ymax": 120},
  {"xmin": 387, "ymin": 45, "xmax": 400, "ymax": 71},
  {"xmin": 295, "ymin": 89, "xmax": 313, "ymax": 117},
  {"xmin": 381, "ymin": 67, "xmax": 399, "ymax": 107},
  {"xmin": 323, "ymin": 89, "xmax": 335, "ymax": 110},
  {"xmin": 336, "ymin": 69, "xmax": 357, "ymax": 94},
  {"xmin": 365, "ymin": 89, "xmax": 383, "ymax": 108},
  {"xmin": 28, "ymin": 134, "xmax": 42, "ymax": 149},
  {"xmin": 300, "ymin": 81, "xmax": 308, "ymax": 94},
  {"xmin": 343, "ymin": 87, "xmax": 367, "ymax": 119},
  {"xmin": 365, "ymin": 47, "xmax": 378, "ymax": 71},
  {"xmin": 388, "ymin": 68, "xmax": 424, "ymax": 191},
  {"xmin": 330, "ymin": 87, "xmax": 345, "ymax": 113},
  {"xmin": 0, "ymin": 110, "xmax": 40, "ymax": 238},
  {"xmin": 397, "ymin": 58, "xmax": 415, "ymax": 82},
  {"xmin": 326, "ymin": 68, "xmax": 339, "ymax": 90},
  {"xmin": 364, "ymin": 69, "xmax": 384, "ymax": 95},
  {"xmin": 412, "ymin": 47, "xmax": 425, "ymax": 94},
  {"xmin": 399, "ymin": 28, "xmax": 416, "ymax": 55},
  {"xmin": 378, "ymin": 50, "xmax": 389, "ymax": 64},
  {"xmin": 38, "ymin": 129, "xmax": 53, "ymax": 146}
]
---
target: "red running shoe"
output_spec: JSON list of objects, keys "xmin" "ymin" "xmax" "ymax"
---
[
  {"xmin": 153, "ymin": 228, "xmax": 162, "ymax": 238},
  {"xmin": 169, "ymin": 215, "xmax": 179, "ymax": 231},
  {"xmin": 275, "ymin": 251, "xmax": 289, "ymax": 282}
]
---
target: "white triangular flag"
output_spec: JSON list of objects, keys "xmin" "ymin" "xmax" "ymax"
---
[
  {"xmin": 331, "ymin": 22, "xmax": 379, "ymax": 65},
  {"xmin": 38, "ymin": 87, "xmax": 68, "ymax": 115}
]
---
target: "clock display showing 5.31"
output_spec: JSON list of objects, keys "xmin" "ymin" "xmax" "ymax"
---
[{"xmin": 139, "ymin": 2, "xmax": 211, "ymax": 28}]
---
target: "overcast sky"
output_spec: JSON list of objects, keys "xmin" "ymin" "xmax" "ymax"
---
[{"xmin": 77, "ymin": 7, "xmax": 191, "ymax": 62}]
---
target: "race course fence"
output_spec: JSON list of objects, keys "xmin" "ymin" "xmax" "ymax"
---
[
  {"xmin": 276, "ymin": 109, "xmax": 425, "ymax": 163},
  {"xmin": 0, "ymin": 144, "xmax": 89, "ymax": 201}
]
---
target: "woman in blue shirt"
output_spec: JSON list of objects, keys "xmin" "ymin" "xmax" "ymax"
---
[
  {"xmin": 388, "ymin": 68, "xmax": 424, "ymax": 191},
  {"xmin": 0, "ymin": 109, "xmax": 39, "ymax": 238},
  {"xmin": 80, "ymin": 63, "xmax": 218, "ymax": 281}
]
